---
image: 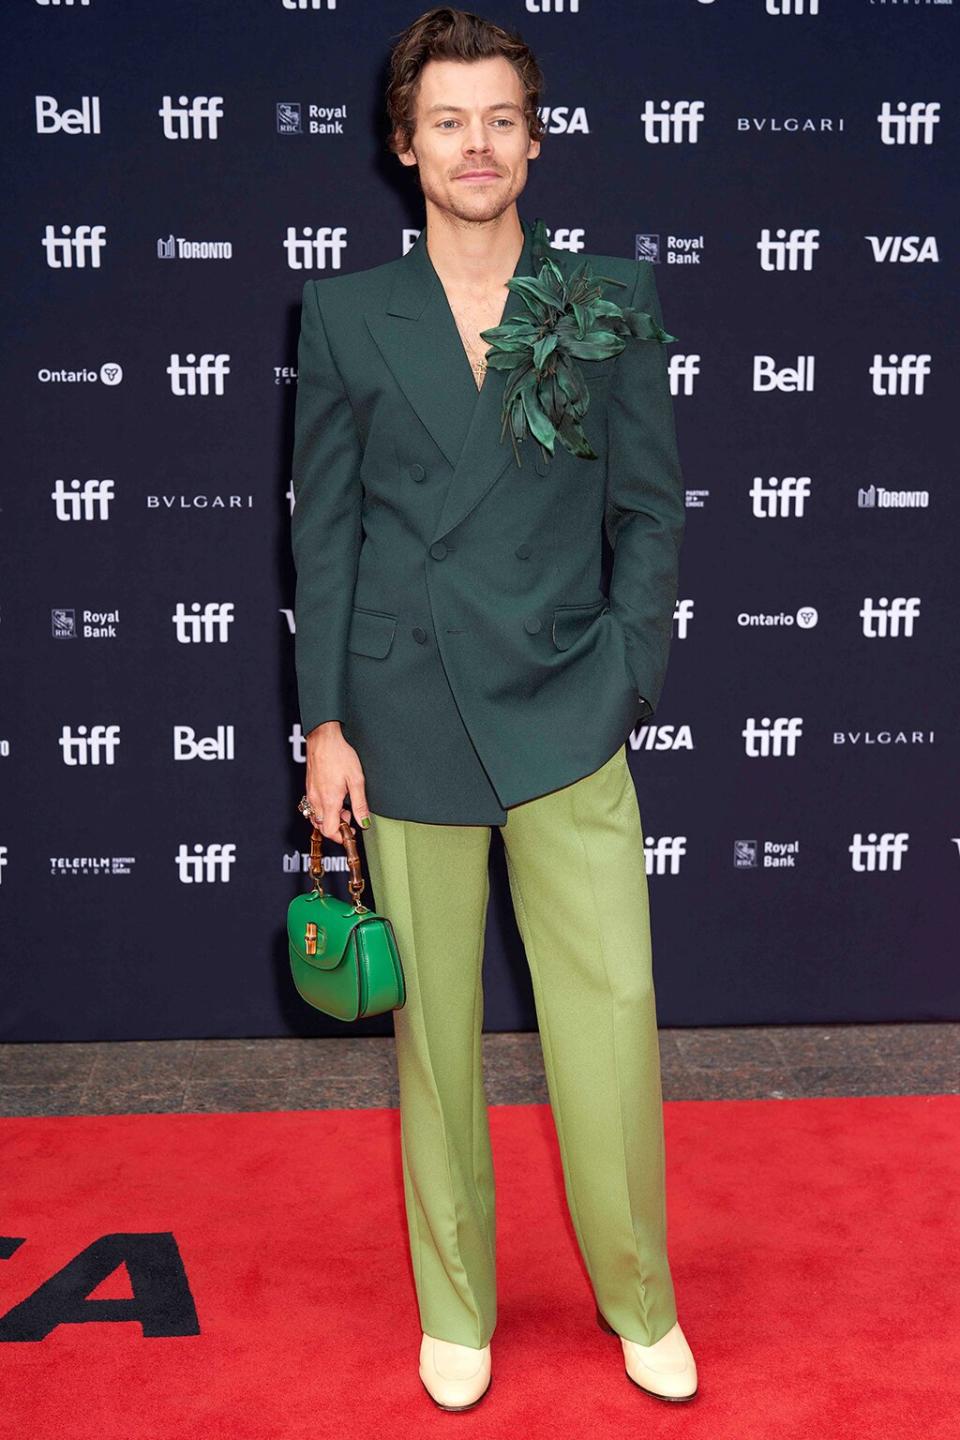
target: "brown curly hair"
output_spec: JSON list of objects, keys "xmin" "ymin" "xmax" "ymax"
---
[{"xmin": 385, "ymin": 6, "xmax": 546, "ymax": 156}]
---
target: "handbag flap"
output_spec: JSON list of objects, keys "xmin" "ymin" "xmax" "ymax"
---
[{"xmin": 288, "ymin": 891, "xmax": 367, "ymax": 971}]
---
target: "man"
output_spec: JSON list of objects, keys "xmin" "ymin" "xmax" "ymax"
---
[{"xmin": 290, "ymin": 5, "xmax": 697, "ymax": 1411}]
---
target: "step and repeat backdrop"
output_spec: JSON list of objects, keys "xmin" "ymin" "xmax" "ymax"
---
[{"xmin": 3, "ymin": 0, "xmax": 957, "ymax": 1042}]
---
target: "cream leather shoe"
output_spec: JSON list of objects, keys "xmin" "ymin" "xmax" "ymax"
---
[
  {"xmin": 418, "ymin": 1332, "xmax": 492, "ymax": 1410},
  {"xmin": 596, "ymin": 1306, "xmax": 698, "ymax": 1401}
]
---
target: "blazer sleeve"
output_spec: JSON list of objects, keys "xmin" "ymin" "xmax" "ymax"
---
[
  {"xmin": 604, "ymin": 260, "xmax": 685, "ymax": 722},
  {"xmin": 290, "ymin": 279, "xmax": 363, "ymax": 736}
]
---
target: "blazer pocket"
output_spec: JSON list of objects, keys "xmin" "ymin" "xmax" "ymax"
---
[
  {"xmin": 551, "ymin": 600, "xmax": 609, "ymax": 651},
  {"xmin": 347, "ymin": 606, "xmax": 398, "ymax": 659}
]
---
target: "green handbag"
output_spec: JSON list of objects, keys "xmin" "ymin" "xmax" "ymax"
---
[{"xmin": 288, "ymin": 820, "xmax": 405, "ymax": 1022}]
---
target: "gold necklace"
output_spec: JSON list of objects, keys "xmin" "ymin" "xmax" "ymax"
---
[{"xmin": 452, "ymin": 315, "xmax": 489, "ymax": 389}]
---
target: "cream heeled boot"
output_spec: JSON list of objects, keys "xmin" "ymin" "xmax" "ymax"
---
[
  {"xmin": 418, "ymin": 1332, "xmax": 492, "ymax": 1410},
  {"xmin": 596, "ymin": 1306, "xmax": 698, "ymax": 1401}
]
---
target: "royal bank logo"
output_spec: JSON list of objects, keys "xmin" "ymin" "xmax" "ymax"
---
[
  {"xmin": 277, "ymin": 102, "xmax": 302, "ymax": 134},
  {"xmin": 734, "ymin": 840, "xmax": 800, "ymax": 869},
  {"xmin": 51, "ymin": 607, "xmax": 119, "ymax": 638},
  {"xmin": 276, "ymin": 101, "xmax": 347, "ymax": 135},
  {"xmin": 877, "ymin": 101, "xmax": 941, "ymax": 146},
  {"xmin": 640, "ymin": 100, "xmax": 705, "ymax": 144},
  {"xmin": 637, "ymin": 234, "xmax": 704, "ymax": 266},
  {"xmin": 757, "ymin": 228, "xmax": 820, "ymax": 271}
]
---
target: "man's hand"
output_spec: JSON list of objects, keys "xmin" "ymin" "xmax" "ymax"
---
[{"xmin": 303, "ymin": 721, "xmax": 372, "ymax": 842}]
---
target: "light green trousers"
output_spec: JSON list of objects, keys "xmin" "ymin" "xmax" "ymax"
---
[{"xmin": 361, "ymin": 742, "xmax": 678, "ymax": 1349}]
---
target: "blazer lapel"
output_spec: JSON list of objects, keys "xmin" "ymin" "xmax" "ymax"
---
[{"xmin": 364, "ymin": 215, "xmax": 537, "ymax": 545}]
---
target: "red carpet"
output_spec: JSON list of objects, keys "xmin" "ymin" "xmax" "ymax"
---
[{"xmin": 1, "ymin": 1094, "xmax": 957, "ymax": 1438}]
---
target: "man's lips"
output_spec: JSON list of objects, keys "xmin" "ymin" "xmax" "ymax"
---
[{"xmin": 455, "ymin": 171, "xmax": 501, "ymax": 180}]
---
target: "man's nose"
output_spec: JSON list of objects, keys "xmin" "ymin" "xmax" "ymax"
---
[{"xmin": 462, "ymin": 122, "xmax": 493, "ymax": 155}]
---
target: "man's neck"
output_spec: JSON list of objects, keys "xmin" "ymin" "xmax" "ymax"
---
[{"xmin": 423, "ymin": 207, "xmax": 525, "ymax": 291}]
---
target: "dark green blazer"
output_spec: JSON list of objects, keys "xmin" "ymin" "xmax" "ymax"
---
[{"xmin": 290, "ymin": 213, "xmax": 685, "ymax": 825}]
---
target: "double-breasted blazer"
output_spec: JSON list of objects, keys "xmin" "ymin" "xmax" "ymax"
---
[{"xmin": 290, "ymin": 213, "xmax": 685, "ymax": 825}]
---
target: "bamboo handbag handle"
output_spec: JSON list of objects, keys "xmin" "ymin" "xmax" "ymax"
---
[{"xmin": 307, "ymin": 818, "xmax": 369, "ymax": 911}]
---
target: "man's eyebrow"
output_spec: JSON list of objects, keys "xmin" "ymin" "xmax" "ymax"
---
[{"xmin": 424, "ymin": 101, "xmax": 524, "ymax": 115}]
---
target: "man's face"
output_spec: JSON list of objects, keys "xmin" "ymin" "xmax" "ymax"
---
[{"xmin": 397, "ymin": 55, "xmax": 540, "ymax": 224}]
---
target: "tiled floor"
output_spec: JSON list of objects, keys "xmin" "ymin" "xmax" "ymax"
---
[{"xmin": 0, "ymin": 1024, "xmax": 956, "ymax": 1116}]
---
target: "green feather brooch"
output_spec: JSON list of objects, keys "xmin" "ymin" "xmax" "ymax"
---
[{"xmin": 479, "ymin": 217, "xmax": 677, "ymax": 466}]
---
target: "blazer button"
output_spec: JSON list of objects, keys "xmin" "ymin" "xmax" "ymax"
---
[
  {"xmin": 409, "ymin": 463, "xmax": 425, "ymax": 483},
  {"xmin": 523, "ymin": 616, "xmax": 542, "ymax": 634},
  {"xmin": 429, "ymin": 541, "xmax": 447, "ymax": 560},
  {"xmin": 515, "ymin": 542, "xmax": 532, "ymax": 559},
  {"xmin": 412, "ymin": 626, "xmax": 427, "ymax": 644}
]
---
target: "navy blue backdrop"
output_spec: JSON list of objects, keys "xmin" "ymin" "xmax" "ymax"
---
[{"xmin": 3, "ymin": 0, "xmax": 957, "ymax": 1042}]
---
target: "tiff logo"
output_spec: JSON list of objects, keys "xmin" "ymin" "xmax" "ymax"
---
[
  {"xmin": 52, "ymin": 478, "xmax": 114, "ymax": 520},
  {"xmin": 159, "ymin": 95, "xmax": 224, "ymax": 140},
  {"xmin": 849, "ymin": 833, "xmax": 909, "ymax": 872},
  {"xmin": 284, "ymin": 226, "xmax": 348, "ymax": 270},
  {"xmin": 59, "ymin": 724, "xmax": 120, "ymax": 766},
  {"xmin": 743, "ymin": 717, "xmax": 804, "ymax": 757},
  {"xmin": 281, "ymin": 1, "xmax": 338, "ymax": 9},
  {"xmin": 640, "ymin": 101, "xmax": 705, "ymax": 144},
  {"xmin": 175, "ymin": 843, "xmax": 237, "ymax": 883},
  {"xmin": 766, "ymin": 0, "xmax": 820, "ymax": 13},
  {"xmin": 869, "ymin": 354, "xmax": 931, "ymax": 396},
  {"xmin": 757, "ymin": 228, "xmax": 820, "ymax": 271},
  {"xmin": 644, "ymin": 836, "xmax": 686, "ymax": 875},
  {"xmin": 859, "ymin": 597, "xmax": 920, "ymax": 638},
  {"xmin": 167, "ymin": 353, "xmax": 230, "ymax": 395},
  {"xmin": 670, "ymin": 353, "xmax": 700, "ymax": 397},
  {"xmin": 877, "ymin": 102, "xmax": 940, "ymax": 145},
  {"xmin": 171, "ymin": 602, "xmax": 235, "ymax": 643},
  {"xmin": 42, "ymin": 223, "xmax": 106, "ymax": 268},
  {"xmin": 750, "ymin": 475, "xmax": 812, "ymax": 518}
]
